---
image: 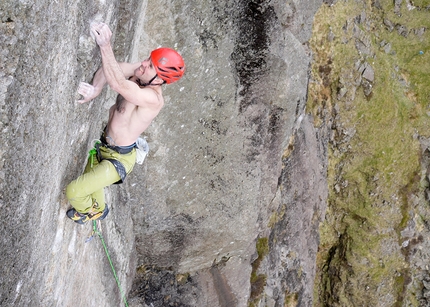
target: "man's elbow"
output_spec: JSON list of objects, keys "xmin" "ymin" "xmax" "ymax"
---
[
  {"xmin": 109, "ymin": 79, "xmax": 127, "ymax": 93},
  {"xmin": 109, "ymin": 83, "xmax": 121, "ymax": 93}
]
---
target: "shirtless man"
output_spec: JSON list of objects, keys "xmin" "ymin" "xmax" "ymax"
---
[{"xmin": 66, "ymin": 22, "xmax": 185, "ymax": 224}]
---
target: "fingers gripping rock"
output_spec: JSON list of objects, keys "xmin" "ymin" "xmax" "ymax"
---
[
  {"xmin": 90, "ymin": 22, "xmax": 112, "ymax": 47},
  {"xmin": 77, "ymin": 82, "xmax": 96, "ymax": 104}
]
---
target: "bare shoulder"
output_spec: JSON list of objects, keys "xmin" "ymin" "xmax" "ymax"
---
[{"xmin": 139, "ymin": 86, "xmax": 164, "ymax": 108}]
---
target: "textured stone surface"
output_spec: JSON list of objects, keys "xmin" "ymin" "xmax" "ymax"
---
[
  {"xmin": 0, "ymin": 0, "xmax": 323, "ymax": 306},
  {"xmin": 259, "ymin": 115, "xmax": 329, "ymax": 307},
  {"xmin": 0, "ymin": 0, "xmax": 143, "ymax": 306},
  {"xmin": 131, "ymin": 0, "xmax": 316, "ymax": 270},
  {"xmin": 127, "ymin": 0, "xmax": 322, "ymax": 305},
  {"xmin": 309, "ymin": 1, "xmax": 430, "ymax": 306}
]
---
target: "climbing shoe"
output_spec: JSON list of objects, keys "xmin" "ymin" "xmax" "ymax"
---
[{"xmin": 66, "ymin": 203, "xmax": 110, "ymax": 225}]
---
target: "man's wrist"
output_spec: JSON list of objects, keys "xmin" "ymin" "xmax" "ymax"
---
[
  {"xmin": 99, "ymin": 43, "xmax": 112, "ymax": 49},
  {"xmin": 93, "ymin": 85, "xmax": 103, "ymax": 94}
]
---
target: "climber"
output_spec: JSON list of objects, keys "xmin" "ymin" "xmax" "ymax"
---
[{"xmin": 66, "ymin": 22, "xmax": 185, "ymax": 224}]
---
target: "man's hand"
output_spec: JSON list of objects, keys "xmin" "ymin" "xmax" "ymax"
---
[
  {"xmin": 77, "ymin": 82, "xmax": 99, "ymax": 104},
  {"xmin": 76, "ymin": 22, "xmax": 113, "ymax": 104},
  {"xmin": 90, "ymin": 22, "xmax": 112, "ymax": 47}
]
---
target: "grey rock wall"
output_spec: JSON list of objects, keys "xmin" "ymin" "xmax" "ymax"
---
[
  {"xmin": 258, "ymin": 115, "xmax": 328, "ymax": 307},
  {"xmin": 0, "ymin": 0, "xmax": 323, "ymax": 306},
  {"xmin": 128, "ymin": 0, "xmax": 322, "ymax": 305},
  {"xmin": 1, "ymin": 0, "xmax": 144, "ymax": 306},
  {"xmin": 132, "ymin": 0, "xmax": 316, "ymax": 271}
]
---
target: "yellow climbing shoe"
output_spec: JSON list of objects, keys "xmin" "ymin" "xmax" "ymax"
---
[{"xmin": 66, "ymin": 204, "xmax": 109, "ymax": 225}]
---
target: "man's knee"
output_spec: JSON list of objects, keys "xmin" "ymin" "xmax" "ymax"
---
[{"xmin": 66, "ymin": 180, "xmax": 80, "ymax": 201}]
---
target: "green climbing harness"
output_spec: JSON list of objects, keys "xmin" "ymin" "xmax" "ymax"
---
[{"xmin": 89, "ymin": 140, "xmax": 129, "ymax": 184}]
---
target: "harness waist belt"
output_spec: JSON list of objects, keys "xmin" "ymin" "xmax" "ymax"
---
[{"xmin": 100, "ymin": 134, "xmax": 136, "ymax": 154}]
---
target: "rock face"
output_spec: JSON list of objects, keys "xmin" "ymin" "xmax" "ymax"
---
[
  {"xmin": 1, "ymin": 0, "xmax": 323, "ymax": 306},
  {"xmin": 129, "ymin": 1, "xmax": 323, "ymax": 306},
  {"xmin": 257, "ymin": 115, "xmax": 328, "ymax": 307},
  {"xmin": 4, "ymin": 0, "xmax": 429, "ymax": 306},
  {"xmin": 1, "ymin": 1, "xmax": 144, "ymax": 306},
  {"xmin": 309, "ymin": 1, "xmax": 430, "ymax": 307}
]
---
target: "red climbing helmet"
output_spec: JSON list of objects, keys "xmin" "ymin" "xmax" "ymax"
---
[{"xmin": 150, "ymin": 48, "xmax": 185, "ymax": 84}]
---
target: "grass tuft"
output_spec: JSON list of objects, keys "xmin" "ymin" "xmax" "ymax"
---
[{"xmin": 309, "ymin": 0, "xmax": 430, "ymax": 306}]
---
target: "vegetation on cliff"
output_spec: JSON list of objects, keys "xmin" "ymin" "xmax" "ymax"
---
[
  {"xmin": 308, "ymin": 0, "xmax": 430, "ymax": 306},
  {"xmin": 249, "ymin": 237, "xmax": 269, "ymax": 306}
]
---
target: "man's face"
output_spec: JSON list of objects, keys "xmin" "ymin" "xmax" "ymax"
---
[{"xmin": 136, "ymin": 57, "xmax": 157, "ymax": 81}]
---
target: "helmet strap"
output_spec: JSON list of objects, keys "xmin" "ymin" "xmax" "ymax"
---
[{"xmin": 138, "ymin": 74, "xmax": 159, "ymax": 87}]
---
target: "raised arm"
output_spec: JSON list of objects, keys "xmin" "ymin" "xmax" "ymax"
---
[
  {"xmin": 77, "ymin": 52, "xmax": 141, "ymax": 103},
  {"xmin": 90, "ymin": 23, "xmax": 157, "ymax": 107}
]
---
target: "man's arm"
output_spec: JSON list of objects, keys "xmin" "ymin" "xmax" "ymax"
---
[
  {"xmin": 77, "ymin": 62, "xmax": 140, "ymax": 104},
  {"xmin": 91, "ymin": 23, "xmax": 158, "ymax": 107},
  {"xmin": 77, "ymin": 67, "xmax": 106, "ymax": 103}
]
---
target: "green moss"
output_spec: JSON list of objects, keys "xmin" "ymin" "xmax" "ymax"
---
[
  {"xmin": 309, "ymin": 0, "xmax": 430, "ymax": 306},
  {"xmin": 176, "ymin": 273, "xmax": 190, "ymax": 286},
  {"xmin": 257, "ymin": 237, "xmax": 269, "ymax": 258},
  {"xmin": 284, "ymin": 291, "xmax": 299, "ymax": 307},
  {"xmin": 248, "ymin": 237, "xmax": 269, "ymax": 305},
  {"xmin": 268, "ymin": 205, "xmax": 286, "ymax": 228},
  {"xmin": 250, "ymin": 274, "xmax": 267, "ymax": 301}
]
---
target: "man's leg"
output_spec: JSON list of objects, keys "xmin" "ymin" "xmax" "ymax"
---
[
  {"xmin": 66, "ymin": 158, "xmax": 120, "ymax": 213},
  {"xmin": 66, "ymin": 145, "xmax": 136, "ymax": 224},
  {"xmin": 81, "ymin": 155, "xmax": 106, "ymax": 211}
]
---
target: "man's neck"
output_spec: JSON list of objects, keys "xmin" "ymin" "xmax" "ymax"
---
[{"xmin": 131, "ymin": 76, "xmax": 162, "ymax": 88}]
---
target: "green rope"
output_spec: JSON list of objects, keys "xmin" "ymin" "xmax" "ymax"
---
[
  {"xmin": 87, "ymin": 142, "xmax": 128, "ymax": 306},
  {"xmin": 92, "ymin": 221, "xmax": 129, "ymax": 307}
]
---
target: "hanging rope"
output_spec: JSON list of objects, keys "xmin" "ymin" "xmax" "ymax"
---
[
  {"xmin": 83, "ymin": 143, "xmax": 129, "ymax": 306},
  {"xmin": 90, "ymin": 221, "xmax": 129, "ymax": 307}
]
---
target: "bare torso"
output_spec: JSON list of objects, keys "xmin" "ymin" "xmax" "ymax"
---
[{"xmin": 106, "ymin": 77, "xmax": 164, "ymax": 146}]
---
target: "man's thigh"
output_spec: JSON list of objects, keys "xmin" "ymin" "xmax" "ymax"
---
[{"xmin": 72, "ymin": 159, "xmax": 121, "ymax": 195}]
